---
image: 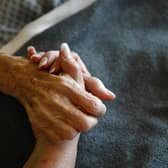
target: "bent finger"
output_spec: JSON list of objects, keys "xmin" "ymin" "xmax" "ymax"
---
[
  {"xmin": 60, "ymin": 80, "xmax": 107, "ymax": 117},
  {"xmin": 49, "ymin": 56, "xmax": 61, "ymax": 74},
  {"xmin": 39, "ymin": 51, "xmax": 59, "ymax": 70},
  {"xmin": 72, "ymin": 52, "xmax": 116, "ymax": 100},
  {"xmin": 27, "ymin": 46, "xmax": 37, "ymax": 58},
  {"xmin": 31, "ymin": 52, "xmax": 45, "ymax": 63},
  {"xmin": 60, "ymin": 43, "xmax": 84, "ymax": 87},
  {"xmin": 84, "ymin": 75, "xmax": 116, "ymax": 101}
]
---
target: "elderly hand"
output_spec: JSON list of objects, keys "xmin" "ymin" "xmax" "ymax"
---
[
  {"xmin": 26, "ymin": 43, "xmax": 116, "ymax": 143},
  {"xmin": 12, "ymin": 58, "xmax": 107, "ymax": 144},
  {"xmin": 0, "ymin": 46, "xmax": 115, "ymax": 168},
  {"xmin": 26, "ymin": 43, "xmax": 116, "ymax": 168},
  {"xmin": 27, "ymin": 43, "xmax": 116, "ymax": 101}
]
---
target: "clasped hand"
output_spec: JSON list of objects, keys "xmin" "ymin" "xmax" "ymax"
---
[{"xmin": 9, "ymin": 43, "xmax": 115, "ymax": 144}]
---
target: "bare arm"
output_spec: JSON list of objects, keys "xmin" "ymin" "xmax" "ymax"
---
[
  {"xmin": 24, "ymin": 43, "xmax": 116, "ymax": 168},
  {"xmin": 0, "ymin": 44, "xmax": 115, "ymax": 168},
  {"xmin": 24, "ymin": 136, "xmax": 79, "ymax": 168},
  {"xmin": 0, "ymin": 54, "xmax": 80, "ymax": 168},
  {"xmin": 0, "ymin": 53, "xmax": 21, "ymax": 96},
  {"xmin": 0, "ymin": 52, "xmax": 106, "ymax": 168}
]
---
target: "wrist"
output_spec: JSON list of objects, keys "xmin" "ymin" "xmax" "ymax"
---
[{"xmin": 24, "ymin": 135, "xmax": 80, "ymax": 168}]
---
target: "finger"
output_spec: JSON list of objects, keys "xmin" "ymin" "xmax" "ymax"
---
[
  {"xmin": 68, "ymin": 87, "xmax": 106, "ymax": 117},
  {"xmin": 51, "ymin": 92, "xmax": 98, "ymax": 132},
  {"xmin": 34, "ymin": 94, "xmax": 97, "ymax": 137},
  {"xmin": 72, "ymin": 51, "xmax": 91, "ymax": 76},
  {"xmin": 84, "ymin": 75, "xmax": 116, "ymax": 100},
  {"xmin": 39, "ymin": 51, "xmax": 59, "ymax": 70},
  {"xmin": 30, "ymin": 52, "xmax": 45, "ymax": 63},
  {"xmin": 60, "ymin": 43, "xmax": 84, "ymax": 86},
  {"xmin": 49, "ymin": 56, "xmax": 61, "ymax": 74},
  {"xmin": 49, "ymin": 51, "xmax": 85, "ymax": 75},
  {"xmin": 72, "ymin": 52, "xmax": 116, "ymax": 100},
  {"xmin": 60, "ymin": 79, "xmax": 107, "ymax": 117},
  {"xmin": 32, "ymin": 98, "xmax": 78, "ymax": 141},
  {"xmin": 27, "ymin": 46, "xmax": 37, "ymax": 58}
]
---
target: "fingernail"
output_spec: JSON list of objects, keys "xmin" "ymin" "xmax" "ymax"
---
[
  {"xmin": 61, "ymin": 43, "xmax": 71, "ymax": 59},
  {"xmin": 31, "ymin": 54, "xmax": 41, "ymax": 59},
  {"xmin": 39, "ymin": 57, "xmax": 48, "ymax": 68},
  {"xmin": 49, "ymin": 66, "xmax": 55, "ymax": 74},
  {"xmin": 106, "ymin": 89, "xmax": 116, "ymax": 99},
  {"xmin": 27, "ymin": 46, "xmax": 34, "ymax": 51}
]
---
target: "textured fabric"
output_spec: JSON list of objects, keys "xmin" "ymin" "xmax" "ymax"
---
[
  {"xmin": 0, "ymin": 0, "xmax": 168, "ymax": 167},
  {"xmin": 0, "ymin": 0, "xmax": 67, "ymax": 47}
]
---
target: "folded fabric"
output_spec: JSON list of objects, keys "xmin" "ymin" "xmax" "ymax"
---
[
  {"xmin": 0, "ymin": 0, "xmax": 96, "ymax": 55},
  {"xmin": 0, "ymin": 0, "xmax": 66, "ymax": 47}
]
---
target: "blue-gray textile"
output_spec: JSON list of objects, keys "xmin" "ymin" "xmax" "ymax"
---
[{"xmin": 0, "ymin": 0, "xmax": 168, "ymax": 167}]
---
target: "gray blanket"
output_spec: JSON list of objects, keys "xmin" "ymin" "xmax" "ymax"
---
[{"xmin": 0, "ymin": 0, "xmax": 168, "ymax": 167}]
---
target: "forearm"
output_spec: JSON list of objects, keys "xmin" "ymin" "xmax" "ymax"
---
[
  {"xmin": 0, "ymin": 53, "xmax": 24, "ymax": 97},
  {"xmin": 24, "ymin": 135, "xmax": 80, "ymax": 168}
]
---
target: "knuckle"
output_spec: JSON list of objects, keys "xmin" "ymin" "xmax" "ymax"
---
[
  {"xmin": 58, "ymin": 76, "xmax": 74, "ymax": 91},
  {"xmin": 92, "ymin": 76, "xmax": 99, "ymax": 81},
  {"xmin": 100, "ymin": 103, "xmax": 107, "ymax": 116},
  {"xmin": 47, "ymin": 51, "xmax": 59, "ymax": 56},
  {"xmin": 58, "ymin": 76, "xmax": 69, "ymax": 86},
  {"xmin": 72, "ymin": 51, "xmax": 78, "ymax": 56},
  {"xmin": 92, "ymin": 76, "xmax": 102, "ymax": 84},
  {"xmin": 79, "ymin": 117, "xmax": 98, "ymax": 132},
  {"xmin": 64, "ymin": 130, "xmax": 77, "ymax": 140},
  {"xmin": 72, "ymin": 52, "xmax": 80, "ymax": 60},
  {"xmin": 89, "ymin": 99, "xmax": 100, "ymax": 111},
  {"xmin": 71, "ymin": 62, "xmax": 80, "ymax": 72},
  {"xmin": 89, "ymin": 98, "xmax": 107, "ymax": 117},
  {"xmin": 31, "ymin": 77, "xmax": 39, "ymax": 85}
]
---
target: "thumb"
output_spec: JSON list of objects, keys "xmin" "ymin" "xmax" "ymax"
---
[{"xmin": 60, "ymin": 43, "xmax": 84, "ymax": 88}]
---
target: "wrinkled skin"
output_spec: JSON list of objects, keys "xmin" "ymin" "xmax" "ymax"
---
[
  {"xmin": 27, "ymin": 44, "xmax": 116, "ymax": 101},
  {"xmin": 11, "ymin": 56, "xmax": 106, "ymax": 143},
  {"xmin": 0, "ymin": 43, "xmax": 116, "ymax": 167},
  {"xmin": 25, "ymin": 43, "xmax": 116, "ymax": 144}
]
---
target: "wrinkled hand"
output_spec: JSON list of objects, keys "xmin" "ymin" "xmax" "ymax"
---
[
  {"xmin": 23, "ymin": 43, "xmax": 116, "ymax": 168},
  {"xmin": 27, "ymin": 43, "xmax": 116, "ymax": 101},
  {"xmin": 11, "ymin": 53, "xmax": 107, "ymax": 144}
]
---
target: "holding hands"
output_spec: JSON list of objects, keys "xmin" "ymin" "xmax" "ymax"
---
[
  {"xmin": 26, "ymin": 43, "xmax": 116, "ymax": 143},
  {"xmin": 0, "ymin": 42, "xmax": 115, "ymax": 168}
]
